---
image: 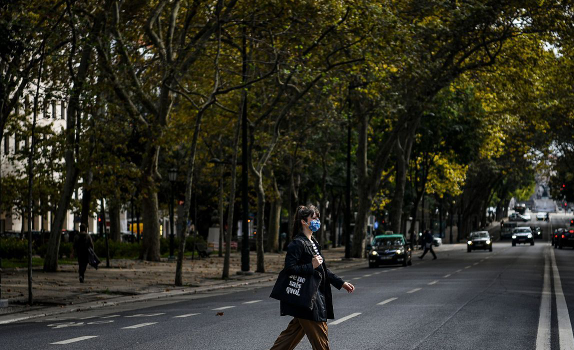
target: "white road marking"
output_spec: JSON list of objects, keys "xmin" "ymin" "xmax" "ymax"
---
[
  {"xmin": 374, "ymin": 272, "xmax": 381, "ymax": 275},
  {"xmin": 125, "ymin": 313, "xmax": 165, "ymax": 318},
  {"xmin": 480, "ymin": 259, "xmax": 485, "ymax": 262},
  {"xmin": 473, "ymin": 262, "xmax": 479, "ymax": 266},
  {"xmin": 352, "ymin": 277, "xmax": 361, "ymax": 280},
  {"xmin": 100, "ymin": 315, "xmax": 121, "ymax": 319},
  {"xmin": 536, "ymin": 252, "xmax": 551, "ymax": 350},
  {"xmin": 212, "ymin": 306, "xmax": 235, "ymax": 311},
  {"xmin": 87, "ymin": 320, "xmax": 114, "ymax": 325},
  {"xmin": 174, "ymin": 313, "xmax": 200, "ymax": 318},
  {"xmin": 465, "ymin": 266, "xmax": 471, "ymax": 269},
  {"xmin": 363, "ymin": 274, "xmax": 372, "ymax": 277},
  {"xmin": 551, "ymin": 248, "xmax": 574, "ymax": 349},
  {"xmin": 455, "ymin": 269, "xmax": 462, "ymax": 273},
  {"xmin": 243, "ymin": 300, "xmax": 262, "ymax": 304},
  {"xmin": 443, "ymin": 274, "xmax": 451, "ymax": 278},
  {"xmin": 79, "ymin": 316, "xmax": 97, "ymax": 320},
  {"xmin": 50, "ymin": 336, "xmax": 98, "ymax": 344},
  {"xmin": 485, "ymin": 257, "xmax": 490, "ymax": 259},
  {"xmin": 329, "ymin": 313, "xmax": 361, "ymax": 325},
  {"xmin": 122, "ymin": 322, "xmax": 158, "ymax": 329},
  {"xmin": 377, "ymin": 297, "xmax": 398, "ymax": 305},
  {"xmin": 47, "ymin": 322, "xmax": 85, "ymax": 329},
  {"xmin": 428, "ymin": 280, "xmax": 439, "ymax": 285},
  {"xmin": 407, "ymin": 288, "xmax": 422, "ymax": 294}
]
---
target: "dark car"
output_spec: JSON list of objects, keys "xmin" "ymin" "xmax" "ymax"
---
[
  {"xmin": 512, "ymin": 227, "xmax": 534, "ymax": 246},
  {"xmin": 509, "ymin": 213, "xmax": 529, "ymax": 222},
  {"xmin": 530, "ymin": 226, "xmax": 542, "ymax": 239},
  {"xmin": 467, "ymin": 231, "xmax": 492, "ymax": 252},
  {"xmin": 556, "ymin": 229, "xmax": 574, "ymax": 249},
  {"xmin": 500, "ymin": 222, "xmax": 517, "ymax": 239},
  {"xmin": 552, "ymin": 229, "xmax": 561, "ymax": 246},
  {"xmin": 368, "ymin": 234, "xmax": 412, "ymax": 268}
]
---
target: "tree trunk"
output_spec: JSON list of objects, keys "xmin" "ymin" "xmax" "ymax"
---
[
  {"xmin": 222, "ymin": 110, "xmax": 242, "ymax": 279},
  {"xmin": 255, "ymin": 172, "xmax": 265, "ymax": 273},
  {"xmin": 268, "ymin": 198, "xmax": 281, "ymax": 252},
  {"xmin": 43, "ymin": 7, "xmax": 106, "ymax": 272},
  {"xmin": 141, "ymin": 171, "xmax": 161, "ymax": 261},
  {"xmin": 218, "ymin": 165, "xmax": 225, "ymax": 257}
]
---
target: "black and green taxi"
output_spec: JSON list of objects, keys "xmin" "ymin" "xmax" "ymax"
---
[{"xmin": 368, "ymin": 234, "xmax": 412, "ymax": 268}]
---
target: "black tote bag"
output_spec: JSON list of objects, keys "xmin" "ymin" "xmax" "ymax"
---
[{"xmin": 270, "ymin": 269, "xmax": 322, "ymax": 310}]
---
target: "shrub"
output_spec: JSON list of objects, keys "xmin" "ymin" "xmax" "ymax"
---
[
  {"xmin": 94, "ymin": 240, "xmax": 141, "ymax": 259},
  {"xmin": 185, "ymin": 235, "xmax": 206, "ymax": 252},
  {"xmin": 0, "ymin": 238, "xmax": 28, "ymax": 259}
]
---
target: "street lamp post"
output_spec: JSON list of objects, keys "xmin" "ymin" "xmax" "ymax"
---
[{"xmin": 168, "ymin": 168, "xmax": 177, "ymax": 261}]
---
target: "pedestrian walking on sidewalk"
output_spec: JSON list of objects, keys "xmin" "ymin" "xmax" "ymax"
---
[
  {"xmin": 269, "ymin": 205, "xmax": 355, "ymax": 350},
  {"xmin": 419, "ymin": 230, "xmax": 437, "ymax": 260},
  {"xmin": 73, "ymin": 224, "xmax": 94, "ymax": 283}
]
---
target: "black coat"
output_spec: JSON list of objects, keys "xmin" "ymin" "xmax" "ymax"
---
[
  {"xmin": 74, "ymin": 233, "xmax": 93, "ymax": 261},
  {"xmin": 279, "ymin": 234, "xmax": 344, "ymax": 322}
]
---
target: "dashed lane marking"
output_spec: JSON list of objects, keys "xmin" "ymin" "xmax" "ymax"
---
[
  {"xmin": 428, "ymin": 280, "xmax": 439, "ymax": 285},
  {"xmin": 100, "ymin": 315, "xmax": 121, "ymax": 319},
  {"xmin": 551, "ymin": 248, "xmax": 574, "ymax": 349},
  {"xmin": 455, "ymin": 269, "xmax": 462, "ymax": 273},
  {"xmin": 125, "ymin": 313, "xmax": 165, "ymax": 318},
  {"xmin": 407, "ymin": 288, "xmax": 422, "ymax": 294},
  {"xmin": 352, "ymin": 277, "xmax": 361, "ymax": 280},
  {"xmin": 377, "ymin": 298, "xmax": 398, "ymax": 305},
  {"xmin": 330, "ymin": 313, "xmax": 361, "ymax": 325},
  {"xmin": 363, "ymin": 274, "xmax": 372, "ymax": 277},
  {"xmin": 443, "ymin": 274, "xmax": 451, "ymax": 278},
  {"xmin": 465, "ymin": 266, "xmax": 471, "ymax": 269},
  {"xmin": 212, "ymin": 306, "xmax": 235, "ymax": 311},
  {"xmin": 50, "ymin": 336, "xmax": 98, "ymax": 345},
  {"xmin": 79, "ymin": 316, "xmax": 98, "ymax": 320},
  {"xmin": 174, "ymin": 313, "xmax": 200, "ymax": 318},
  {"xmin": 473, "ymin": 263, "xmax": 479, "ymax": 266},
  {"xmin": 243, "ymin": 300, "xmax": 262, "ymax": 304},
  {"xmin": 374, "ymin": 272, "xmax": 381, "ymax": 275},
  {"xmin": 122, "ymin": 322, "xmax": 157, "ymax": 329}
]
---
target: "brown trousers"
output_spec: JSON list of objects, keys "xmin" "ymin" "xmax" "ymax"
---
[{"xmin": 270, "ymin": 317, "xmax": 329, "ymax": 350}]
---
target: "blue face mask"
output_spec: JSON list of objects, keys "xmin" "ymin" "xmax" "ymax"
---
[{"xmin": 307, "ymin": 219, "xmax": 321, "ymax": 232}]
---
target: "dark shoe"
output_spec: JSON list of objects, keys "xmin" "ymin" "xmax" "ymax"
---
[
  {"xmin": 79, "ymin": 276, "xmax": 84, "ymax": 283},
  {"xmin": 432, "ymin": 257, "xmax": 437, "ymax": 260},
  {"xmin": 418, "ymin": 256, "xmax": 423, "ymax": 260}
]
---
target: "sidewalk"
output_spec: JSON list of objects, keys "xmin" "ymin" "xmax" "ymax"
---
[{"xmin": 0, "ymin": 246, "xmax": 365, "ymax": 324}]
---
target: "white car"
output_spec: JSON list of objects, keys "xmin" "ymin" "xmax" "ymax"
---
[
  {"xmin": 522, "ymin": 213, "xmax": 531, "ymax": 221},
  {"xmin": 536, "ymin": 212, "xmax": 545, "ymax": 221}
]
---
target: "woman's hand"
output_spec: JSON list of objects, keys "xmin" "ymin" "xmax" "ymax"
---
[
  {"xmin": 312, "ymin": 255, "xmax": 324, "ymax": 268},
  {"xmin": 342, "ymin": 282, "xmax": 355, "ymax": 293}
]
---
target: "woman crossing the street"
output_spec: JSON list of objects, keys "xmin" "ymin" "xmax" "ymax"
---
[{"xmin": 269, "ymin": 205, "xmax": 355, "ymax": 350}]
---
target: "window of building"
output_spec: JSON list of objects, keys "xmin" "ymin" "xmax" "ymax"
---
[
  {"xmin": 61, "ymin": 101, "xmax": 66, "ymax": 120},
  {"xmin": 3, "ymin": 135, "xmax": 9, "ymax": 155},
  {"xmin": 52, "ymin": 101, "xmax": 57, "ymax": 120}
]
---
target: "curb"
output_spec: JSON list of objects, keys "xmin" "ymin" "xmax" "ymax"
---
[{"xmin": 0, "ymin": 260, "xmax": 366, "ymax": 325}]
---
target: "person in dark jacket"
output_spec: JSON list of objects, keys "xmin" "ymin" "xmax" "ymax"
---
[
  {"xmin": 74, "ymin": 224, "xmax": 94, "ymax": 283},
  {"xmin": 419, "ymin": 230, "xmax": 437, "ymax": 260},
  {"xmin": 270, "ymin": 205, "xmax": 355, "ymax": 350}
]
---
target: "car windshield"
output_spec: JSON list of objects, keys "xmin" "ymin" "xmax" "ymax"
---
[
  {"xmin": 514, "ymin": 229, "xmax": 530, "ymax": 233},
  {"xmin": 471, "ymin": 232, "xmax": 489, "ymax": 238},
  {"xmin": 373, "ymin": 238, "xmax": 403, "ymax": 246}
]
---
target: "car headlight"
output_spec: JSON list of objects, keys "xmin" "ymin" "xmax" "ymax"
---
[
  {"xmin": 512, "ymin": 235, "xmax": 517, "ymax": 239},
  {"xmin": 467, "ymin": 241, "xmax": 472, "ymax": 245},
  {"xmin": 370, "ymin": 250, "xmax": 378, "ymax": 256},
  {"xmin": 396, "ymin": 250, "xmax": 403, "ymax": 255},
  {"xmin": 486, "ymin": 240, "xmax": 491, "ymax": 245},
  {"xmin": 527, "ymin": 234, "xmax": 532, "ymax": 238}
]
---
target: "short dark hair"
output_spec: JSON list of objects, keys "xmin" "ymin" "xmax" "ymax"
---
[{"xmin": 80, "ymin": 224, "xmax": 87, "ymax": 233}]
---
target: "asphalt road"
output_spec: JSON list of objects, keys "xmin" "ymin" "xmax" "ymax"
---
[{"xmin": 1, "ymin": 213, "xmax": 574, "ymax": 350}]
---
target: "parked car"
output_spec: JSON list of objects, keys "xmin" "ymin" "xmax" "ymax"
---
[
  {"xmin": 368, "ymin": 234, "xmax": 412, "ymax": 268},
  {"xmin": 467, "ymin": 231, "xmax": 493, "ymax": 252},
  {"xmin": 432, "ymin": 235, "xmax": 442, "ymax": 247},
  {"xmin": 556, "ymin": 228, "xmax": 574, "ymax": 249},
  {"xmin": 512, "ymin": 227, "xmax": 534, "ymax": 246},
  {"xmin": 509, "ymin": 213, "xmax": 529, "ymax": 222}
]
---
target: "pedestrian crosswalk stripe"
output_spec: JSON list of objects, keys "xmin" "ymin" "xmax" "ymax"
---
[
  {"xmin": 174, "ymin": 313, "xmax": 200, "ymax": 318},
  {"xmin": 50, "ymin": 336, "xmax": 98, "ymax": 344},
  {"xmin": 407, "ymin": 288, "xmax": 422, "ymax": 294},
  {"xmin": 330, "ymin": 313, "xmax": 361, "ymax": 325},
  {"xmin": 243, "ymin": 300, "xmax": 262, "ymax": 304},
  {"xmin": 212, "ymin": 306, "xmax": 235, "ymax": 311},
  {"xmin": 377, "ymin": 298, "xmax": 398, "ymax": 305},
  {"xmin": 122, "ymin": 322, "xmax": 158, "ymax": 329}
]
